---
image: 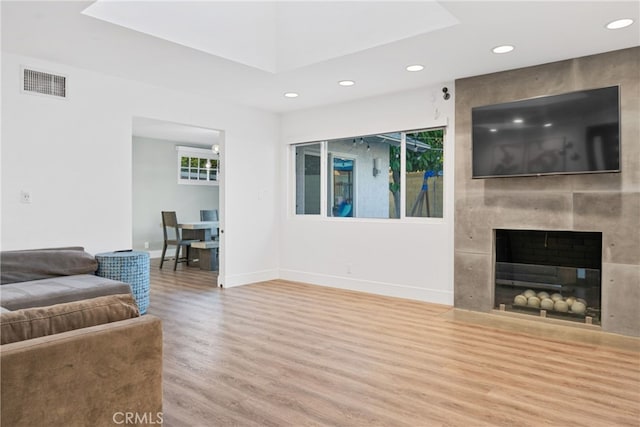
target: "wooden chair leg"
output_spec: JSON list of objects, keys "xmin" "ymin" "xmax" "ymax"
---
[
  {"xmin": 160, "ymin": 244, "xmax": 167, "ymax": 269},
  {"xmin": 173, "ymin": 246, "xmax": 180, "ymax": 271}
]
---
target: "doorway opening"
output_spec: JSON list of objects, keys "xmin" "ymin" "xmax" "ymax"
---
[{"xmin": 131, "ymin": 116, "xmax": 224, "ymax": 284}]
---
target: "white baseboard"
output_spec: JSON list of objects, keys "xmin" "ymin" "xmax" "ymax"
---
[
  {"xmin": 145, "ymin": 253, "xmax": 452, "ymax": 304},
  {"xmin": 278, "ymin": 269, "xmax": 453, "ymax": 306},
  {"xmin": 222, "ymin": 269, "xmax": 279, "ymax": 288}
]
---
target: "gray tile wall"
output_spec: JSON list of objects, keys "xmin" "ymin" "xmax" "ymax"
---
[{"xmin": 454, "ymin": 47, "xmax": 640, "ymax": 337}]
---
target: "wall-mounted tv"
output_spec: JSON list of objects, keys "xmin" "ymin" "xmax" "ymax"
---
[{"xmin": 472, "ymin": 86, "xmax": 620, "ymax": 178}]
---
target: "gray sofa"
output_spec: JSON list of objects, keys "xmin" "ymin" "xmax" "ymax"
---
[
  {"xmin": 0, "ymin": 246, "xmax": 131, "ymax": 310},
  {"xmin": 0, "ymin": 247, "xmax": 163, "ymax": 426}
]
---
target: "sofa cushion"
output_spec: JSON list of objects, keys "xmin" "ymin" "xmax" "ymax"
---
[
  {"xmin": 0, "ymin": 274, "xmax": 132, "ymax": 311},
  {"xmin": 0, "ymin": 293, "xmax": 139, "ymax": 345},
  {"xmin": 1, "ymin": 247, "xmax": 98, "ymax": 285}
]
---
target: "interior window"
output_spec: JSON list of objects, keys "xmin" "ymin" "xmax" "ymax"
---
[
  {"xmin": 293, "ymin": 127, "xmax": 445, "ymax": 219},
  {"xmin": 325, "ymin": 135, "xmax": 395, "ymax": 218}
]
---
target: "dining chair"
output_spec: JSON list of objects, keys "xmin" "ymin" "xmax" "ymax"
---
[
  {"xmin": 199, "ymin": 209, "xmax": 218, "ymax": 221},
  {"xmin": 160, "ymin": 211, "xmax": 200, "ymax": 271},
  {"xmin": 200, "ymin": 209, "xmax": 219, "ymax": 240}
]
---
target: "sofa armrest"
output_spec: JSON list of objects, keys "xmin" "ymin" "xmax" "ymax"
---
[{"xmin": 1, "ymin": 315, "xmax": 163, "ymax": 427}]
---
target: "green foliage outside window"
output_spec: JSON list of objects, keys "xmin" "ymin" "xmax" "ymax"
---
[
  {"xmin": 180, "ymin": 156, "xmax": 217, "ymax": 182},
  {"xmin": 389, "ymin": 129, "xmax": 444, "ymax": 218}
]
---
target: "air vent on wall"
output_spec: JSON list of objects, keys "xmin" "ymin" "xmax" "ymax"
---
[{"xmin": 22, "ymin": 68, "xmax": 66, "ymax": 98}]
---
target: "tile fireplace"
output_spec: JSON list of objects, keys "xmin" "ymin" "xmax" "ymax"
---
[{"xmin": 454, "ymin": 47, "xmax": 639, "ymax": 337}]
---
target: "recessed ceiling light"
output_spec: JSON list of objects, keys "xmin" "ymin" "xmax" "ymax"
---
[
  {"xmin": 284, "ymin": 92, "xmax": 299, "ymax": 98},
  {"xmin": 606, "ymin": 18, "xmax": 634, "ymax": 30},
  {"xmin": 338, "ymin": 80, "xmax": 355, "ymax": 87},
  {"xmin": 492, "ymin": 45, "xmax": 515, "ymax": 54},
  {"xmin": 513, "ymin": 118, "xmax": 524, "ymax": 124},
  {"xmin": 406, "ymin": 65, "xmax": 424, "ymax": 72}
]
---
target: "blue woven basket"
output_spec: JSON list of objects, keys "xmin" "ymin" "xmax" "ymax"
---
[{"xmin": 95, "ymin": 251, "xmax": 150, "ymax": 314}]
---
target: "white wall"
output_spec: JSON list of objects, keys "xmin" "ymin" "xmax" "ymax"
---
[
  {"xmin": 1, "ymin": 52, "xmax": 280, "ymax": 288},
  {"xmin": 280, "ymin": 85, "xmax": 456, "ymax": 304},
  {"xmin": 132, "ymin": 137, "xmax": 219, "ymax": 252}
]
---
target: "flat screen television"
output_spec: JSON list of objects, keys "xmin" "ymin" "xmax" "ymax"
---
[{"xmin": 472, "ymin": 86, "xmax": 620, "ymax": 178}]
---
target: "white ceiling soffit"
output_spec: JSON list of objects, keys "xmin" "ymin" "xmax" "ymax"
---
[
  {"xmin": 81, "ymin": 0, "xmax": 459, "ymax": 73},
  {"xmin": 3, "ymin": 1, "xmax": 638, "ymax": 113},
  {"xmin": 132, "ymin": 117, "xmax": 220, "ymax": 145}
]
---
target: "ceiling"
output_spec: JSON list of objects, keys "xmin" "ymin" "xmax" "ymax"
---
[
  {"xmin": 132, "ymin": 117, "xmax": 220, "ymax": 146},
  {"xmin": 82, "ymin": 0, "xmax": 460, "ymax": 73},
  {"xmin": 2, "ymin": 1, "xmax": 639, "ymax": 114}
]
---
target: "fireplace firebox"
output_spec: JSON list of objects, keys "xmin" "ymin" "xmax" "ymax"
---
[{"xmin": 494, "ymin": 229, "xmax": 602, "ymax": 325}]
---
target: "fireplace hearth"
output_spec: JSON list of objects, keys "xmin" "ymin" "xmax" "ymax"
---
[{"xmin": 494, "ymin": 229, "xmax": 602, "ymax": 325}]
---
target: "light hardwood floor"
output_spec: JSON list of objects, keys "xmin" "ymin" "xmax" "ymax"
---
[{"xmin": 150, "ymin": 261, "xmax": 640, "ymax": 427}]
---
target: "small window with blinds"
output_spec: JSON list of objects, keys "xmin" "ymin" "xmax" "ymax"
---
[{"xmin": 22, "ymin": 67, "xmax": 67, "ymax": 98}]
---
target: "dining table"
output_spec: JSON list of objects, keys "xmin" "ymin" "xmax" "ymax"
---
[
  {"xmin": 178, "ymin": 221, "xmax": 220, "ymax": 271},
  {"xmin": 178, "ymin": 221, "xmax": 219, "ymax": 242}
]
